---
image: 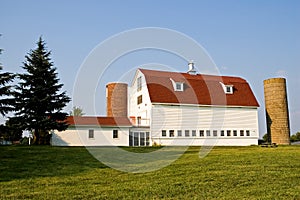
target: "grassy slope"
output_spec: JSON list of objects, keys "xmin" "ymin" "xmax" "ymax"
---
[{"xmin": 0, "ymin": 146, "xmax": 299, "ymax": 200}]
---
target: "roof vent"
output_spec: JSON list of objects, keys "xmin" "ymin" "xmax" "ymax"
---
[{"xmin": 188, "ymin": 60, "xmax": 197, "ymax": 75}]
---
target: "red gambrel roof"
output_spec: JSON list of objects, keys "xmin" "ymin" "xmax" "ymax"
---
[
  {"xmin": 139, "ymin": 69, "xmax": 259, "ymax": 107},
  {"xmin": 66, "ymin": 116, "xmax": 132, "ymax": 127}
]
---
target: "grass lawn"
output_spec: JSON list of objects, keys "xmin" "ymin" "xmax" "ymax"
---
[{"xmin": 0, "ymin": 145, "xmax": 299, "ymax": 199}]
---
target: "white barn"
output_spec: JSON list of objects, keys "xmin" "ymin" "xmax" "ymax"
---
[{"xmin": 52, "ymin": 66, "xmax": 260, "ymax": 146}]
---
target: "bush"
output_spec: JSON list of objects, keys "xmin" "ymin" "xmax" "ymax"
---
[
  {"xmin": 262, "ymin": 133, "xmax": 270, "ymax": 143},
  {"xmin": 20, "ymin": 137, "xmax": 30, "ymax": 145},
  {"xmin": 290, "ymin": 132, "xmax": 300, "ymax": 142}
]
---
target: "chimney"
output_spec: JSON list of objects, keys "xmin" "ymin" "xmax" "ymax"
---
[{"xmin": 187, "ymin": 60, "xmax": 196, "ymax": 75}]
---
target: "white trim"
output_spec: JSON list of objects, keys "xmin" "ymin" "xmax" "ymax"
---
[
  {"xmin": 130, "ymin": 69, "xmax": 141, "ymax": 87},
  {"xmin": 151, "ymin": 102, "xmax": 259, "ymax": 109},
  {"xmin": 68, "ymin": 125, "xmax": 133, "ymax": 129}
]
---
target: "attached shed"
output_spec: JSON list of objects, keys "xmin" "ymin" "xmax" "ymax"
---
[{"xmin": 51, "ymin": 116, "xmax": 132, "ymax": 146}]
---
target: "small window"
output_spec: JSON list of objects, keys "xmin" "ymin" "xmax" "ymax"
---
[
  {"xmin": 220, "ymin": 82, "xmax": 233, "ymax": 94},
  {"xmin": 185, "ymin": 130, "xmax": 190, "ymax": 137},
  {"xmin": 221, "ymin": 130, "xmax": 225, "ymax": 136},
  {"xmin": 137, "ymin": 95, "xmax": 142, "ymax": 105},
  {"xmin": 177, "ymin": 130, "xmax": 182, "ymax": 137},
  {"xmin": 199, "ymin": 130, "xmax": 204, "ymax": 137},
  {"xmin": 225, "ymin": 85, "xmax": 233, "ymax": 94},
  {"xmin": 240, "ymin": 130, "xmax": 244, "ymax": 136},
  {"xmin": 169, "ymin": 130, "xmax": 175, "ymax": 137},
  {"xmin": 113, "ymin": 130, "xmax": 118, "ymax": 138},
  {"xmin": 137, "ymin": 76, "xmax": 142, "ymax": 91},
  {"xmin": 226, "ymin": 86, "xmax": 232, "ymax": 93},
  {"xmin": 137, "ymin": 116, "xmax": 141, "ymax": 126},
  {"xmin": 246, "ymin": 130, "xmax": 250, "ymax": 136},
  {"xmin": 170, "ymin": 78, "xmax": 184, "ymax": 92},
  {"xmin": 233, "ymin": 130, "xmax": 237, "ymax": 136},
  {"xmin": 206, "ymin": 130, "xmax": 211, "ymax": 137},
  {"xmin": 162, "ymin": 130, "xmax": 167, "ymax": 137},
  {"xmin": 176, "ymin": 82, "xmax": 183, "ymax": 91},
  {"xmin": 192, "ymin": 130, "xmax": 196, "ymax": 137},
  {"xmin": 88, "ymin": 129, "xmax": 94, "ymax": 139},
  {"xmin": 227, "ymin": 130, "xmax": 231, "ymax": 136},
  {"xmin": 213, "ymin": 130, "xmax": 218, "ymax": 137}
]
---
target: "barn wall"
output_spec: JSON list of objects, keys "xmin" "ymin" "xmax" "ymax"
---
[
  {"xmin": 128, "ymin": 70, "xmax": 152, "ymax": 126},
  {"xmin": 155, "ymin": 138, "xmax": 258, "ymax": 146},
  {"xmin": 151, "ymin": 104, "xmax": 259, "ymax": 146},
  {"xmin": 51, "ymin": 127, "xmax": 129, "ymax": 146}
]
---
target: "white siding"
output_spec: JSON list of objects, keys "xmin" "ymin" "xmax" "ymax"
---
[
  {"xmin": 151, "ymin": 104, "xmax": 259, "ymax": 146},
  {"xmin": 129, "ymin": 70, "xmax": 151, "ymax": 126},
  {"xmin": 51, "ymin": 127, "xmax": 129, "ymax": 146},
  {"xmin": 154, "ymin": 138, "xmax": 258, "ymax": 146}
]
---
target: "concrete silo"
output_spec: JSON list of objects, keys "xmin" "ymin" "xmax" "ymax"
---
[
  {"xmin": 106, "ymin": 83, "xmax": 128, "ymax": 117},
  {"xmin": 264, "ymin": 78, "xmax": 290, "ymax": 145}
]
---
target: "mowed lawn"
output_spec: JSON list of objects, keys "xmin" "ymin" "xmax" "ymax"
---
[{"xmin": 0, "ymin": 145, "xmax": 299, "ymax": 199}]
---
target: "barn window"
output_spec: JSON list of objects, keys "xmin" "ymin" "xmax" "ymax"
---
[
  {"xmin": 113, "ymin": 130, "xmax": 118, "ymax": 139},
  {"xmin": 206, "ymin": 130, "xmax": 211, "ymax": 137},
  {"xmin": 169, "ymin": 130, "xmax": 175, "ymax": 137},
  {"xmin": 221, "ymin": 130, "xmax": 225, "ymax": 136},
  {"xmin": 219, "ymin": 82, "xmax": 233, "ymax": 94},
  {"xmin": 185, "ymin": 130, "xmax": 190, "ymax": 137},
  {"xmin": 213, "ymin": 130, "xmax": 218, "ymax": 137},
  {"xmin": 162, "ymin": 130, "xmax": 167, "ymax": 137},
  {"xmin": 246, "ymin": 130, "xmax": 250, "ymax": 136},
  {"xmin": 199, "ymin": 130, "xmax": 204, "ymax": 137},
  {"xmin": 137, "ymin": 76, "xmax": 142, "ymax": 91},
  {"xmin": 177, "ymin": 130, "xmax": 182, "ymax": 137},
  {"xmin": 240, "ymin": 130, "xmax": 244, "ymax": 136},
  {"xmin": 88, "ymin": 129, "xmax": 94, "ymax": 139},
  {"xmin": 137, "ymin": 95, "xmax": 143, "ymax": 105},
  {"xmin": 226, "ymin": 86, "xmax": 233, "ymax": 94},
  {"xmin": 170, "ymin": 78, "xmax": 184, "ymax": 92},
  {"xmin": 233, "ymin": 130, "xmax": 237, "ymax": 136},
  {"xmin": 129, "ymin": 132, "xmax": 150, "ymax": 147},
  {"xmin": 227, "ymin": 130, "xmax": 231, "ymax": 136},
  {"xmin": 175, "ymin": 82, "xmax": 184, "ymax": 91},
  {"xmin": 192, "ymin": 130, "xmax": 196, "ymax": 137}
]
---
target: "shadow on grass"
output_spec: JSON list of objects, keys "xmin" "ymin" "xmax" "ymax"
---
[{"xmin": 0, "ymin": 145, "xmax": 108, "ymax": 182}]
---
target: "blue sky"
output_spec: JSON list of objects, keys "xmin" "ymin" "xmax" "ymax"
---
[{"xmin": 1, "ymin": 0, "xmax": 299, "ymax": 137}]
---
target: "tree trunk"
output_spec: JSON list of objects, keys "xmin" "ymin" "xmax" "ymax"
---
[
  {"xmin": 32, "ymin": 129, "xmax": 51, "ymax": 145},
  {"xmin": 32, "ymin": 129, "xmax": 40, "ymax": 145}
]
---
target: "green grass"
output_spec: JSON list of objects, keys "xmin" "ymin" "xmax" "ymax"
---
[{"xmin": 0, "ymin": 145, "xmax": 299, "ymax": 199}]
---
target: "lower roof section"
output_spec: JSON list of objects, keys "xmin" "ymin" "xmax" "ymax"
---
[{"xmin": 66, "ymin": 116, "xmax": 132, "ymax": 127}]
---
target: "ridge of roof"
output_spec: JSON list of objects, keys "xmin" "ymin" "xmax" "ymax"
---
[{"xmin": 138, "ymin": 68, "xmax": 247, "ymax": 83}]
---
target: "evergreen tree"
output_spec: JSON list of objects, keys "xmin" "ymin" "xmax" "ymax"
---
[
  {"xmin": 0, "ymin": 118, "xmax": 23, "ymax": 142},
  {"xmin": 13, "ymin": 37, "xmax": 70, "ymax": 144},
  {"xmin": 0, "ymin": 48, "xmax": 14, "ymax": 116}
]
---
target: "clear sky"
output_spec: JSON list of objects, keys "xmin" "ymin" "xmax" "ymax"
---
[{"xmin": 1, "ymin": 0, "xmax": 299, "ymax": 137}]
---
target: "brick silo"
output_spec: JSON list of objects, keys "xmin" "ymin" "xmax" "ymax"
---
[
  {"xmin": 264, "ymin": 78, "xmax": 290, "ymax": 145},
  {"xmin": 106, "ymin": 83, "xmax": 128, "ymax": 117}
]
